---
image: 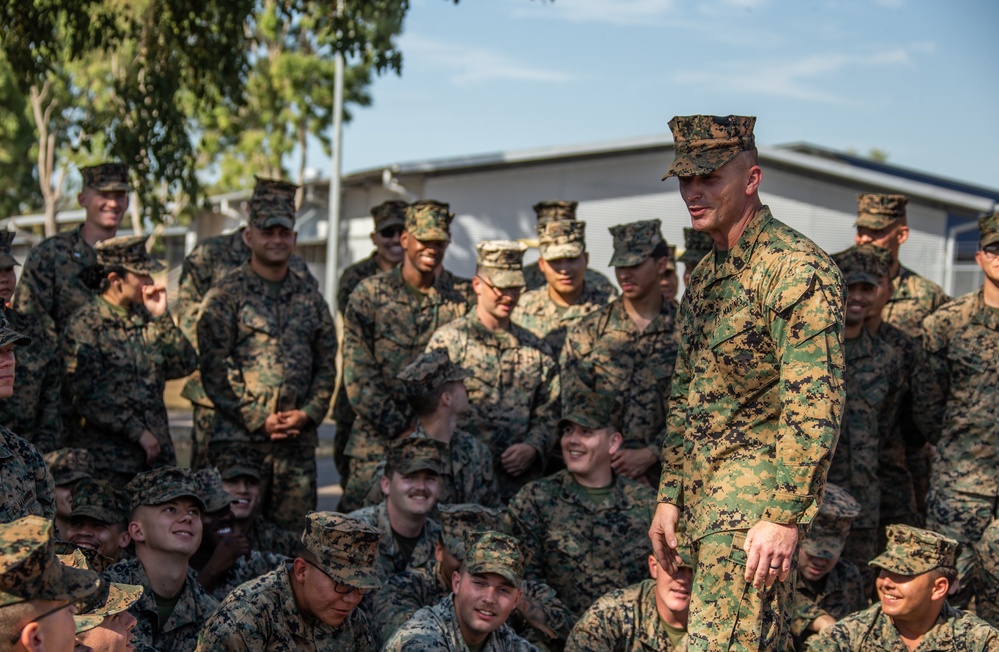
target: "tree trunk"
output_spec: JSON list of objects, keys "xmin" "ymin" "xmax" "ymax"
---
[
  {"xmin": 30, "ymin": 81, "xmax": 61, "ymax": 237},
  {"xmin": 130, "ymin": 192, "xmax": 144, "ymax": 235}
]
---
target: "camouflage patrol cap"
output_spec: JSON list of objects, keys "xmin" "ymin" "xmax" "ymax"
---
[
  {"xmin": 69, "ymin": 479, "xmax": 129, "ymax": 525},
  {"xmin": 438, "ymin": 504, "xmax": 502, "ymax": 559},
  {"xmin": 855, "ymin": 193, "xmax": 908, "ymax": 230},
  {"xmin": 213, "ymin": 447, "xmax": 265, "ymax": 482},
  {"xmin": 43, "ymin": 448, "xmax": 94, "ymax": 486},
  {"xmin": 53, "ymin": 542, "xmax": 113, "ymax": 575},
  {"xmin": 463, "ymin": 530, "xmax": 532, "ymax": 587},
  {"xmin": 832, "ymin": 243, "xmax": 891, "ymax": 286},
  {"xmin": 476, "ymin": 240, "xmax": 527, "ymax": 289},
  {"xmin": 95, "ymin": 234, "xmax": 165, "ymax": 275},
  {"xmin": 539, "ymin": 220, "xmax": 586, "ymax": 261},
  {"xmin": 532, "ymin": 200, "xmax": 578, "ymax": 227},
  {"xmin": 0, "ymin": 304, "xmax": 30, "ymax": 351},
  {"xmin": 664, "ymin": 244, "xmax": 677, "ymax": 272},
  {"xmin": 800, "ymin": 484, "xmax": 862, "ymax": 560},
  {"xmin": 80, "ymin": 163, "xmax": 130, "ymax": 192},
  {"xmin": 249, "ymin": 176, "xmax": 299, "ymax": 230},
  {"xmin": 301, "ymin": 512, "xmax": 382, "ymax": 590},
  {"xmin": 396, "ymin": 347, "xmax": 472, "ymax": 397},
  {"xmin": 125, "ymin": 466, "xmax": 206, "ymax": 513},
  {"xmin": 0, "ymin": 516, "xmax": 102, "ymax": 608},
  {"xmin": 679, "ymin": 227, "xmax": 714, "ymax": 265},
  {"xmin": 58, "ymin": 548, "xmax": 142, "ymax": 634},
  {"xmin": 608, "ymin": 219, "xmax": 665, "ymax": 267},
  {"xmin": 558, "ymin": 389, "xmax": 623, "ymax": 433},
  {"xmin": 980, "ymin": 210, "xmax": 999, "ymax": 248},
  {"xmin": 371, "ymin": 200, "xmax": 409, "ymax": 231},
  {"xmin": 0, "ymin": 228, "xmax": 19, "ymax": 268},
  {"xmin": 663, "ymin": 115, "xmax": 757, "ymax": 178},
  {"xmin": 385, "ymin": 437, "xmax": 449, "ymax": 477},
  {"xmin": 869, "ymin": 524, "xmax": 958, "ymax": 576},
  {"xmin": 405, "ymin": 200, "xmax": 453, "ymax": 242},
  {"xmin": 194, "ymin": 467, "xmax": 236, "ymax": 513}
]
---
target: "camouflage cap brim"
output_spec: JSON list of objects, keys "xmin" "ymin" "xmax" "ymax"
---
[
  {"xmin": 869, "ymin": 550, "xmax": 938, "ymax": 576},
  {"xmin": 843, "ymin": 271, "xmax": 881, "ymax": 287},
  {"xmin": 540, "ymin": 241, "xmax": 584, "ymax": 261},
  {"xmin": 664, "ymin": 147, "xmax": 744, "ymax": 179},
  {"xmin": 800, "ymin": 534, "xmax": 847, "ymax": 561},
  {"xmin": 121, "ymin": 258, "xmax": 166, "ymax": 276},
  {"xmin": 0, "ymin": 326, "xmax": 31, "ymax": 350},
  {"xmin": 408, "ymin": 225, "xmax": 451, "ymax": 242},
  {"xmin": 393, "ymin": 458, "xmax": 448, "ymax": 477},
  {"xmin": 983, "ymin": 232, "xmax": 999, "ymax": 248},
  {"xmin": 328, "ymin": 563, "xmax": 383, "ymax": 591},
  {"xmin": 91, "ymin": 582, "xmax": 143, "ymax": 618},
  {"xmin": 854, "ymin": 214, "xmax": 897, "ymax": 231},
  {"xmin": 74, "ymin": 614, "xmax": 103, "ymax": 634},
  {"xmin": 609, "ymin": 249, "xmax": 652, "ymax": 268},
  {"xmin": 218, "ymin": 464, "xmax": 262, "ymax": 482},
  {"xmin": 0, "ymin": 253, "xmax": 19, "ymax": 267},
  {"xmin": 981, "ymin": 210, "xmax": 999, "ymax": 247},
  {"xmin": 480, "ymin": 268, "xmax": 525, "ymax": 289},
  {"xmin": 68, "ymin": 505, "xmax": 121, "ymax": 526},
  {"xmin": 255, "ymin": 215, "xmax": 296, "ymax": 231}
]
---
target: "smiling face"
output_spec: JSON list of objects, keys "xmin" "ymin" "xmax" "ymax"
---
[
  {"xmin": 372, "ymin": 225, "xmax": 405, "ymax": 266},
  {"xmin": 245, "ymin": 224, "xmax": 296, "ymax": 268},
  {"xmin": 381, "ymin": 469, "xmax": 441, "ymax": 519},
  {"xmin": 79, "ymin": 187, "xmax": 128, "ymax": 232},
  {"xmin": 649, "ymin": 554, "xmax": 692, "ymax": 622},
  {"xmin": 221, "ymin": 476, "xmax": 261, "ymax": 520},
  {"xmin": 200, "ymin": 504, "xmax": 237, "ymax": 548},
  {"xmin": 401, "ymin": 231, "xmax": 448, "ymax": 274},
  {"xmin": 845, "ymin": 281, "xmax": 879, "ymax": 327},
  {"xmin": 539, "ymin": 254, "xmax": 587, "ymax": 297},
  {"xmin": 560, "ymin": 422, "xmax": 620, "ymax": 482},
  {"xmin": 66, "ymin": 516, "xmax": 130, "ymax": 563},
  {"xmin": 452, "ymin": 570, "xmax": 522, "ymax": 646},
  {"xmin": 876, "ymin": 569, "xmax": 948, "ymax": 624},
  {"xmin": 129, "ymin": 498, "xmax": 202, "ymax": 557}
]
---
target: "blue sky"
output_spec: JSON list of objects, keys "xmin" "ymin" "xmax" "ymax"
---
[{"xmin": 320, "ymin": 0, "xmax": 998, "ymax": 189}]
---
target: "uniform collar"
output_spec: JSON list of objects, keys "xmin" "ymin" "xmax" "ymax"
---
[{"xmin": 692, "ymin": 206, "xmax": 774, "ymax": 285}]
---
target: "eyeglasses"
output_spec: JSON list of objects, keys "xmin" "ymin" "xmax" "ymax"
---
[
  {"xmin": 304, "ymin": 560, "xmax": 366, "ymax": 595},
  {"xmin": 982, "ymin": 244, "xmax": 999, "ymax": 259},
  {"xmin": 9, "ymin": 601, "xmax": 74, "ymax": 644},
  {"xmin": 378, "ymin": 226, "xmax": 404, "ymax": 239},
  {"xmin": 475, "ymin": 275, "xmax": 522, "ymax": 295}
]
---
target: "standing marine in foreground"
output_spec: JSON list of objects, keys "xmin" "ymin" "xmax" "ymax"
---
[{"xmin": 649, "ymin": 114, "xmax": 846, "ymax": 651}]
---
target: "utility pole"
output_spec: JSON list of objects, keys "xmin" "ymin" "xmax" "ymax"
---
[{"xmin": 323, "ymin": 0, "xmax": 346, "ymax": 311}]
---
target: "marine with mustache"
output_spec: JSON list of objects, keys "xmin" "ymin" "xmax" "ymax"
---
[
  {"xmin": 104, "ymin": 467, "xmax": 218, "ymax": 652},
  {"xmin": 348, "ymin": 437, "xmax": 446, "ymax": 584},
  {"xmin": 505, "ymin": 388, "xmax": 656, "ymax": 617},
  {"xmin": 198, "ymin": 182, "xmax": 337, "ymax": 532},
  {"xmin": 189, "ymin": 468, "xmax": 286, "ymax": 601},
  {"xmin": 560, "ymin": 219, "xmax": 678, "ymax": 486},
  {"xmin": 513, "ymin": 207, "xmax": 616, "ymax": 357},
  {"xmin": 341, "ymin": 199, "xmax": 470, "ymax": 512},
  {"xmin": 828, "ymin": 244, "xmax": 914, "ymax": 596},
  {"xmin": 426, "ymin": 240, "xmax": 560, "ymax": 502},
  {"xmin": 383, "ymin": 530, "xmax": 538, "ymax": 652},
  {"xmin": 332, "ymin": 199, "xmax": 409, "ymax": 485}
]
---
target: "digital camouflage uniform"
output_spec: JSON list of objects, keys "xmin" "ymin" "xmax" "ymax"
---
[
  {"xmin": 679, "ymin": 227, "xmax": 713, "ymax": 278},
  {"xmin": 349, "ymin": 496, "xmax": 442, "ymax": 582},
  {"xmin": 177, "ymin": 181, "xmax": 316, "ymax": 471},
  {"xmin": 913, "ymin": 213, "xmax": 999, "ymax": 605},
  {"xmin": 383, "ymin": 531, "xmax": 540, "ymax": 652},
  {"xmin": 198, "ymin": 236, "xmax": 337, "ymax": 532},
  {"xmin": 830, "ymin": 246, "xmax": 914, "ymax": 593},
  {"xmin": 561, "ymin": 219, "xmax": 678, "ymax": 484},
  {"xmin": 62, "ymin": 235, "xmax": 196, "ymax": 479},
  {"xmin": 12, "ymin": 163, "xmax": 130, "ymax": 336},
  {"xmin": 806, "ymin": 525, "xmax": 997, "ymax": 651},
  {"xmin": 505, "ymin": 467, "xmax": 656, "ymax": 616},
  {"xmin": 659, "ymin": 116, "xmax": 846, "ymax": 652},
  {"xmin": 512, "ymin": 219, "xmax": 616, "ymax": 356},
  {"xmin": 194, "ymin": 512, "xmax": 383, "ymax": 652},
  {"xmin": 372, "ymin": 503, "xmax": 573, "ymax": 650},
  {"xmin": 565, "ymin": 579, "xmax": 686, "ymax": 652},
  {"xmin": 0, "ymin": 426, "xmax": 56, "ymax": 523},
  {"xmin": 975, "ymin": 519, "xmax": 999, "ymax": 628},
  {"xmin": 341, "ymin": 200, "xmax": 470, "ymax": 511}
]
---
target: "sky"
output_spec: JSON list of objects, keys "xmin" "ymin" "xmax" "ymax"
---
[{"xmin": 313, "ymin": 0, "xmax": 999, "ymax": 190}]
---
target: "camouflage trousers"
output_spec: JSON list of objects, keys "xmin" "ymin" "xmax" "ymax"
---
[
  {"xmin": 842, "ymin": 527, "xmax": 879, "ymax": 600},
  {"xmin": 926, "ymin": 486, "xmax": 997, "ymax": 609},
  {"xmin": 211, "ymin": 440, "xmax": 317, "ymax": 533},
  {"xmin": 685, "ymin": 530, "xmax": 795, "ymax": 652},
  {"xmin": 341, "ymin": 457, "xmax": 380, "ymax": 513},
  {"xmin": 189, "ymin": 404, "xmax": 214, "ymax": 471},
  {"xmin": 907, "ymin": 442, "xmax": 932, "ymax": 521},
  {"xmin": 974, "ymin": 519, "xmax": 999, "ymax": 628}
]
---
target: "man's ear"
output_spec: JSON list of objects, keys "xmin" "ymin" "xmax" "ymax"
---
[
  {"xmin": 19, "ymin": 620, "xmax": 43, "ymax": 652},
  {"xmin": 452, "ymin": 570, "xmax": 462, "ymax": 594},
  {"xmin": 380, "ymin": 475, "xmax": 391, "ymax": 497},
  {"xmin": 896, "ymin": 224, "xmax": 910, "ymax": 246},
  {"xmin": 608, "ymin": 430, "xmax": 623, "ymax": 456},
  {"xmin": 127, "ymin": 520, "xmax": 144, "ymax": 543}
]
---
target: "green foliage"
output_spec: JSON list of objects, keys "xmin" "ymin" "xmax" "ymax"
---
[{"xmin": 0, "ymin": 56, "xmax": 40, "ymax": 217}]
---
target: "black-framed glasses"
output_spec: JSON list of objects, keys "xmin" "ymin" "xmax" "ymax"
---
[
  {"xmin": 378, "ymin": 226, "xmax": 404, "ymax": 239},
  {"xmin": 982, "ymin": 243, "xmax": 999, "ymax": 258},
  {"xmin": 475, "ymin": 275, "xmax": 522, "ymax": 295},
  {"xmin": 9, "ymin": 601, "xmax": 74, "ymax": 644},
  {"xmin": 304, "ymin": 559, "xmax": 365, "ymax": 595}
]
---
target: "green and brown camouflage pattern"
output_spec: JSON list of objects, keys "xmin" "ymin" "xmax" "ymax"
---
[
  {"xmin": 476, "ymin": 240, "xmax": 528, "ymax": 289},
  {"xmin": 194, "ymin": 467, "xmax": 235, "ymax": 513},
  {"xmin": 439, "ymin": 503, "xmax": 503, "ymax": 559},
  {"xmin": 0, "ymin": 303, "xmax": 30, "ymax": 350},
  {"xmin": 870, "ymin": 524, "xmax": 958, "ymax": 575},
  {"xmin": 791, "ymin": 558, "xmax": 866, "ymax": 646},
  {"xmin": 385, "ymin": 437, "xmax": 449, "ymax": 477},
  {"xmin": 800, "ymin": 483, "xmax": 862, "ymax": 560},
  {"xmin": 126, "ymin": 466, "xmax": 205, "ymax": 512},
  {"xmin": 854, "ymin": 193, "xmax": 908, "ymax": 230},
  {"xmin": 80, "ymin": 163, "xmax": 129, "ymax": 191},
  {"xmin": 0, "ymin": 228, "xmax": 19, "ymax": 267},
  {"xmin": 95, "ymin": 234, "xmax": 164, "ymax": 275},
  {"xmin": 213, "ymin": 446, "xmax": 265, "ymax": 481},
  {"xmin": 533, "ymin": 200, "xmax": 578, "ymax": 227},
  {"xmin": 348, "ymin": 502, "xmax": 441, "ymax": 582},
  {"xmin": 538, "ymin": 220, "xmax": 586, "ymax": 261},
  {"xmin": 558, "ymin": 387, "xmax": 623, "ymax": 433},
  {"xmin": 680, "ymin": 227, "xmax": 714, "ymax": 265},
  {"xmin": 512, "ymin": 279, "xmax": 615, "ymax": 356},
  {"xmin": 396, "ymin": 347, "xmax": 472, "ymax": 396},
  {"xmin": 664, "ymin": 114, "xmax": 756, "ymax": 178},
  {"xmin": 405, "ymin": 200, "xmax": 453, "ymax": 242},
  {"xmin": 832, "ymin": 243, "xmax": 891, "ymax": 286},
  {"xmin": 59, "ymin": 548, "xmax": 142, "ymax": 634},
  {"xmin": 565, "ymin": 578, "xmax": 681, "ymax": 652},
  {"xmin": 249, "ymin": 176, "xmax": 299, "ymax": 230},
  {"xmin": 0, "ymin": 515, "xmax": 101, "ymax": 607},
  {"xmin": 43, "ymin": 448, "xmax": 94, "ymax": 486},
  {"xmin": 980, "ymin": 210, "xmax": 999, "ymax": 247},
  {"xmin": 0, "ymin": 306, "xmax": 62, "ymax": 452},
  {"xmin": 974, "ymin": 519, "xmax": 999, "ymax": 628},
  {"xmin": 608, "ymin": 219, "xmax": 665, "ymax": 267},
  {"xmin": 301, "ymin": 511, "xmax": 382, "ymax": 590},
  {"xmin": 383, "ymin": 593, "xmax": 536, "ymax": 652},
  {"xmin": 463, "ymin": 530, "xmax": 532, "ymax": 587},
  {"xmin": 882, "ymin": 265, "xmax": 950, "ymax": 337},
  {"xmin": 69, "ymin": 478, "xmax": 129, "ymax": 525},
  {"xmin": 372, "ymin": 199, "xmax": 408, "ymax": 231},
  {"xmin": 1, "ymin": 427, "xmax": 57, "ymax": 523}
]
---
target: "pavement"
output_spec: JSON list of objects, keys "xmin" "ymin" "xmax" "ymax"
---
[{"xmin": 168, "ymin": 410, "xmax": 343, "ymax": 513}]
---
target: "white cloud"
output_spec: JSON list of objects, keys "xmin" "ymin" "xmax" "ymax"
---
[
  {"xmin": 399, "ymin": 34, "xmax": 574, "ymax": 85},
  {"xmin": 672, "ymin": 48, "xmax": 916, "ymax": 104}
]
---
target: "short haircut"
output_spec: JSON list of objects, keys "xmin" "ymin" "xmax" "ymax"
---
[
  {"xmin": 0, "ymin": 600, "xmax": 37, "ymax": 645},
  {"xmin": 650, "ymin": 242, "xmax": 671, "ymax": 260},
  {"xmin": 406, "ymin": 384, "xmax": 449, "ymax": 418},
  {"xmin": 931, "ymin": 566, "xmax": 957, "ymax": 586}
]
